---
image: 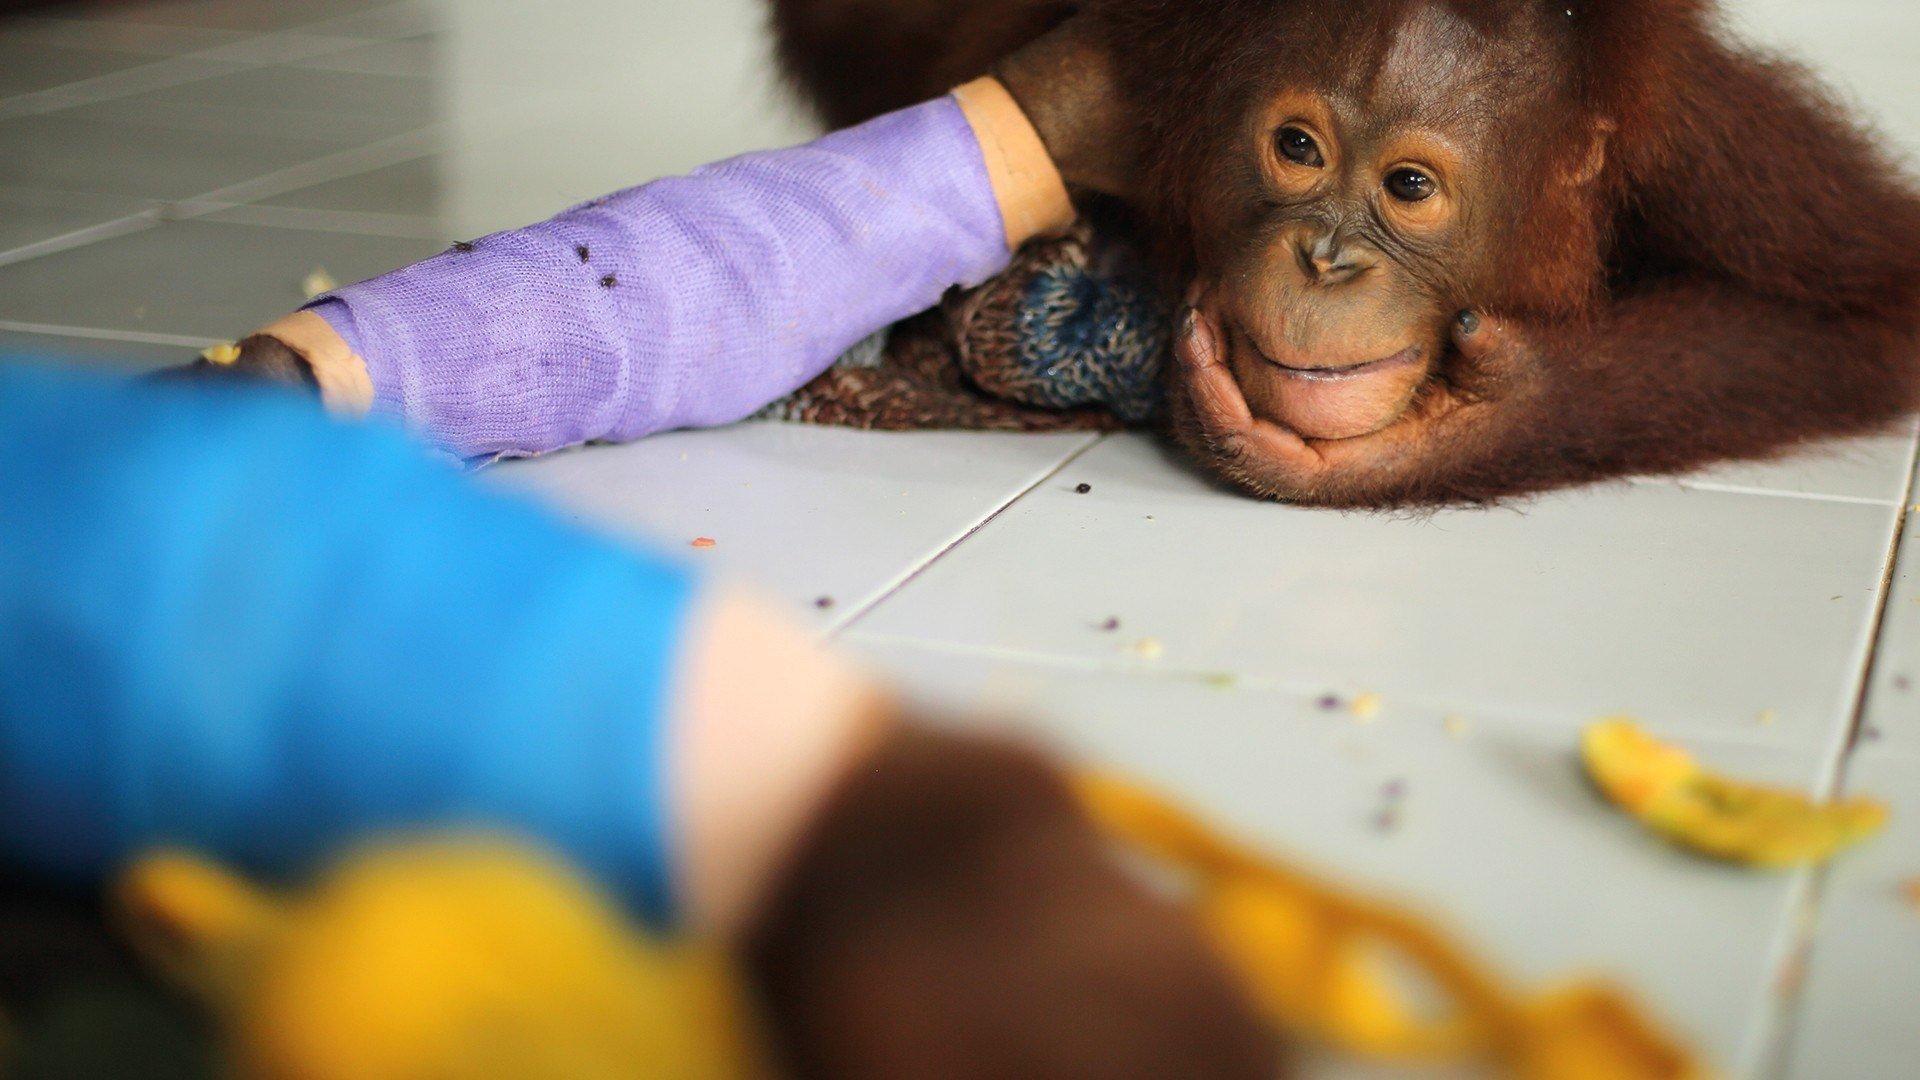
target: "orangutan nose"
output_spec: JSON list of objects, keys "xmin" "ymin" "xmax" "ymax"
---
[{"xmin": 1296, "ymin": 233, "xmax": 1371, "ymax": 286}]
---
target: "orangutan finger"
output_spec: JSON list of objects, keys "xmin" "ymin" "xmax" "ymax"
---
[
  {"xmin": 1175, "ymin": 306, "xmax": 1248, "ymax": 425},
  {"xmin": 1449, "ymin": 310, "xmax": 1518, "ymax": 367},
  {"xmin": 1174, "ymin": 305, "xmax": 1327, "ymax": 472}
]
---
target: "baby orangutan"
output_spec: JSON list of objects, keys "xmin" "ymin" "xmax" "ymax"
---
[{"xmin": 776, "ymin": 0, "xmax": 1920, "ymax": 506}]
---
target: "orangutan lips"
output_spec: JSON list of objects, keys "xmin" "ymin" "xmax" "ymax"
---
[
  {"xmin": 1234, "ymin": 331, "xmax": 1430, "ymax": 441},
  {"xmin": 1260, "ymin": 344, "xmax": 1423, "ymax": 382}
]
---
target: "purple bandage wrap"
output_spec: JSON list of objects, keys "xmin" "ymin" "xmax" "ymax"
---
[{"xmin": 307, "ymin": 97, "xmax": 1010, "ymax": 459}]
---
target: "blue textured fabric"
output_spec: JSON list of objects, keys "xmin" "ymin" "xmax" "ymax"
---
[
  {"xmin": 0, "ymin": 362, "xmax": 696, "ymax": 920},
  {"xmin": 1004, "ymin": 252, "xmax": 1167, "ymax": 424}
]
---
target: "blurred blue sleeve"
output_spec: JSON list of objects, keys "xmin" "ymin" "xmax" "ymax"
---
[{"xmin": 0, "ymin": 362, "xmax": 697, "ymax": 920}]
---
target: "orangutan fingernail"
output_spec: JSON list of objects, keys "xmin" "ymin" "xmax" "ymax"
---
[
  {"xmin": 1180, "ymin": 307, "xmax": 1217, "ymax": 367},
  {"xmin": 1457, "ymin": 310, "xmax": 1481, "ymax": 335}
]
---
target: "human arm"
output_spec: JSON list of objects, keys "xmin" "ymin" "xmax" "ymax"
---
[
  {"xmin": 198, "ymin": 75, "xmax": 1088, "ymax": 459},
  {"xmin": 0, "ymin": 362, "xmax": 1272, "ymax": 1075}
]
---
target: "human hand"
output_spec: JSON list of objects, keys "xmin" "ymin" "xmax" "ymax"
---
[
  {"xmin": 156, "ymin": 334, "xmax": 317, "ymax": 393},
  {"xmin": 745, "ymin": 721, "xmax": 1279, "ymax": 1079}
]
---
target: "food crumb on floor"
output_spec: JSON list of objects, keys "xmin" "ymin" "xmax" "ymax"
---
[
  {"xmin": 1901, "ymin": 878, "xmax": 1920, "ymax": 914},
  {"xmin": 1370, "ymin": 779, "xmax": 1408, "ymax": 831},
  {"xmin": 1350, "ymin": 692, "xmax": 1383, "ymax": 721},
  {"xmin": 690, "ymin": 537, "xmax": 717, "ymax": 549},
  {"xmin": 1203, "ymin": 671, "xmax": 1237, "ymax": 689},
  {"xmin": 1757, "ymin": 708, "xmax": 1779, "ymax": 727},
  {"xmin": 301, "ymin": 266, "xmax": 337, "ymax": 299},
  {"xmin": 1583, "ymin": 718, "xmax": 1887, "ymax": 867},
  {"xmin": 1126, "ymin": 637, "xmax": 1164, "ymax": 660},
  {"xmin": 1316, "ymin": 694, "xmax": 1342, "ymax": 712},
  {"xmin": 1775, "ymin": 944, "xmax": 1811, "ymax": 997},
  {"xmin": 813, "ymin": 595, "xmax": 834, "ymax": 610},
  {"xmin": 1098, "ymin": 616, "xmax": 1121, "ymax": 632},
  {"xmin": 1443, "ymin": 714, "xmax": 1470, "ymax": 738},
  {"xmin": 1074, "ymin": 483, "xmax": 1092, "ymax": 494}
]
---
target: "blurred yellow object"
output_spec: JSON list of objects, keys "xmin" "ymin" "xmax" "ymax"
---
[
  {"xmin": 1582, "ymin": 718, "xmax": 1887, "ymax": 867},
  {"xmin": 301, "ymin": 267, "xmax": 338, "ymax": 299},
  {"xmin": 115, "ymin": 840, "xmax": 749, "ymax": 1080},
  {"xmin": 1075, "ymin": 773, "xmax": 1713, "ymax": 1080},
  {"xmin": 200, "ymin": 342, "xmax": 242, "ymax": 366}
]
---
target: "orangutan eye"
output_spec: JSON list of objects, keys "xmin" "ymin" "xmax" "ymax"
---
[
  {"xmin": 1385, "ymin": 168, "xmax": 1436, "ymax": 202},
  {"xmin": 1276, "ymin": 126, "xmax": 1325, "ymax": 168}
]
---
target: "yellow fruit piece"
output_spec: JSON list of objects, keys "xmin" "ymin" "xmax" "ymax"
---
[
  {"xmin": 1128, "ymin": 636, "xmax": 1164, "ymax": 660},
  {"xmin": 1582, "ymin": 718, "xmax": 1887, "ymax": 867},
  {"xmin": 117, "ymin": 840, "xmax": 749, "ymax": 1080},
  {"xmin": 1350, "ymin": 692, "xmax": 1382, "ymax": 721},
  {"xmin": 1512, "ymin": 984, "xmax": 1706, "ymax": 1080},
  {"xmin": 201, "ymin": 342, "xmax": 242, "ymax": 366},
  {"xmin": 1075, "ymin": 772, "xmax": 1717, "ymax": 1079}
]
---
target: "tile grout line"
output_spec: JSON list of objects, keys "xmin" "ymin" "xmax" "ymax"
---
[
  {"xmin": 166, "ymin": 124, "xmax": 448, "ymax": 211},
  {"xmin": 179, "ymin": 201, "xmax": 449, "ymax": 240},
  {"xmin": 1626, "ymin": 473, "xmax": 1910, "ymax": 508},
  {"xmin": 822, "ymin": 434, "xmax": 1108, "ymax": 641},
  {"xmin": 0, "ymin": 5, "xmax": 456, "ymax": 275},
  {"xmin": 0, "ymin": 207, "xmax": 163, "ymax": 270},
  {"xmin": 0, "ymin": 319, "xmax": 221, "ymax": 349},
  {"xmin": 0, "ymin": 0, "xmax": 425, "ymax": 117},
  {"xmin": 0, "ymin": 76, "xmax": 591, "ymax": 274},
  {"xmin": 1744, "ymin": 435, "xmax": 1920, "ymax": 1080},
  {"xmin": 1671, "ymin": 483, "xmax": 1900, "ymax": 508},
  {"xmin": 839, "ymin": 629, "xmax": 1897, "ymax": 752},
  {"xmin": 0, "ymin": 125, "xmax": 449, "ymax": 278}
]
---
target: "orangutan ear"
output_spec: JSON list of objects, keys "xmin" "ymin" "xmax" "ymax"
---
[{"xmin": 1563, "ymin": 118, "xmax": 1617, "ymax": 187}]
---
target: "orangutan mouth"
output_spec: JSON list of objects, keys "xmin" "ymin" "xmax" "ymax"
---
[{"xmin": 1254, "ymin": 343, "xmax": 1425, "ymax": 382}]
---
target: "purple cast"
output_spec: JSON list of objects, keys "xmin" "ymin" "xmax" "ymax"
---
[{"xmin": 307, "ymin": 96, "xmax": 1010, "ymax": 459}]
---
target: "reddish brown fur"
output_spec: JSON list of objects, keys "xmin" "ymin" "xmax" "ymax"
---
[{"xmin": 768, "ymin": 0, "xmax": 1920, "ymax": 506}]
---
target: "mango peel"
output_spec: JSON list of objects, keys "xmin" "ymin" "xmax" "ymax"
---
[{"xmin": 1582, "ymin": 718, "xmax": 1886, "ymax": 868}]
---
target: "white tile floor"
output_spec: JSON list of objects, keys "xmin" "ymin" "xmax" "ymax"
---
[{"xmin": 3, "ymin": 1, "xmax": 1916, "ymax": 1076}]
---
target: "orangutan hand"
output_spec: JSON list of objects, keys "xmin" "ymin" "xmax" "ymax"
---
[
  {"xmin": 993, "ymin": 15, "xmax": 1137, "ymax": 200},
  {"xmin": 744, "ymin": 721, "xmax": 1279, "ymax": 1080},
  {"xmin": 1167, "ymin": 293, "xmax": 1546, "ymax": 507},
  {"xmin": 155, "ymin": 335, "xmax": 318, "ymax": 393}
]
